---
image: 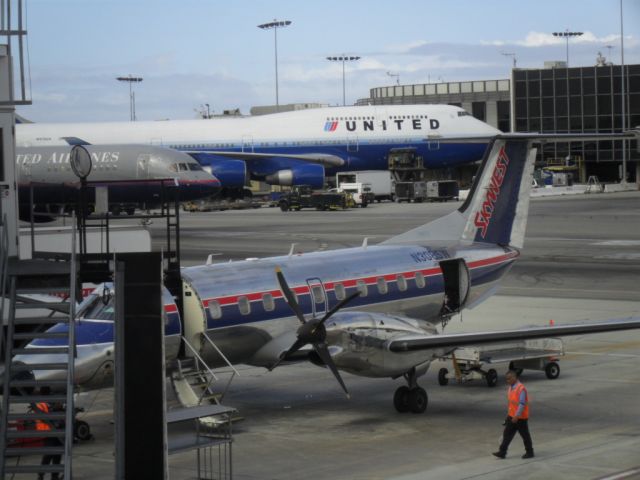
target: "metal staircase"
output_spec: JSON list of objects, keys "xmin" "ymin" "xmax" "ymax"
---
[{"xmin": 0, "ymin": 234, "xmax": 77, "ymax": 478}]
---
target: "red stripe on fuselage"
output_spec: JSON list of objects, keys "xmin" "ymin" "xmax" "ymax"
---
[{"xmin": 203, "ymin": 251, "xmax": 518, "ymax": 308}]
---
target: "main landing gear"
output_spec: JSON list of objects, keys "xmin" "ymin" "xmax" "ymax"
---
[{"xmin": 393, "ymin": 367, "xmax": 428, "ymax": 414}]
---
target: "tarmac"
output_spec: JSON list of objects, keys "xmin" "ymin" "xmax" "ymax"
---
[{"xmin": 9, "ymin": 191, "xmax": 640, "ymax": 479}]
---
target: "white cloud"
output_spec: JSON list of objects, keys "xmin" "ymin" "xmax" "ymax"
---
[{"xmin": 483, "ymin": 30, "xmax": 637, "ymax": 48}]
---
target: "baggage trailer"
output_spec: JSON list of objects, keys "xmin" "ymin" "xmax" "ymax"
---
[
  {"xmin": 436, "ymin": 338, "xmax": 564, "ymax": 387},
  {"xmin": 426, "ymin": 180, "xmax": 459, "ymax": 202}
]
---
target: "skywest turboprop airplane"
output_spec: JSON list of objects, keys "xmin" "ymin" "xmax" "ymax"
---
[
  {"xmin": 12, "ymin": 131, "xmax": 640, "ymax": 414},
  {"xmin": 15, "ymin": 105, "xmax": 500, "ymax": 192}
]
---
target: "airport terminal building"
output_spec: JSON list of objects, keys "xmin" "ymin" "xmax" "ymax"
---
[{"xmin": 357, "ymin": 62, "xmax": 640, "ymax": 183}]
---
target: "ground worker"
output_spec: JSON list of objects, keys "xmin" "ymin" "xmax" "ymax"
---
[
  {"xmin": 33, "ymin": 397, "xmax": 62, "ymax": 480},
  {"xmin": 492, "ymin": 370, "xmax": 535, "ymax": 459}
]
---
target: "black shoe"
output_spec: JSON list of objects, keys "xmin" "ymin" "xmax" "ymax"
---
[
  {"xmin": 522, "ymin": 451, "xmax": 534, "ymax": 459},
  {"xmin": 492, "ymin": 451, "xmax": 506, "ymax": 459}
]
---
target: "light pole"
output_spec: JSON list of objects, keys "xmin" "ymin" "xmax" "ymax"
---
[
  {"xmin": 552, "ymin": 30, "xmax": 583, "ymax": 68},
  {"xmin": 387, "ymin": 71, "xmax": 400, "ymax": 86},
  {"xmin": 257, "ymin": 19, "xmax": 291, "ymax": 112},
  {"xmin": 620, "ymin": 0, "xmax": 627, "ymax": 183},
  {"xmin": 326, "ymin": 55, "xmax": 360, "ymax": 106},
  {"xmin": 116, "ymin": 75, "xmax": 143, "ymax": 121},
  {"xmin": 501, "ymin": 52, "xmax": 517, "ymax": 68}
]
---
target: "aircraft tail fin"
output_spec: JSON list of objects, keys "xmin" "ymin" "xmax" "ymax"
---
[{"xmin": 383, "ymin": 137, "xmax": 536, "ymax": 249}]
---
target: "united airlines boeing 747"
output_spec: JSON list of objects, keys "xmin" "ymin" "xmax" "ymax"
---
[{"xmin": 16, "ymin": 105, "xmax": 500, "ymax": 191}]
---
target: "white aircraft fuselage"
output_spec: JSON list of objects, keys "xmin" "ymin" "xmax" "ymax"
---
[{"xmin": 16, "ymin": 105, "xmax": 500, "ymax": 188}]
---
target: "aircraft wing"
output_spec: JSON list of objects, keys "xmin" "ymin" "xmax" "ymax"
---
[
  {"xmin": 388, "ymin": 318, "xmax": 640, "ymax": 353},
  {"xmin": 184, "ymin": 150, "xmax": 345, "ymax": 167}
]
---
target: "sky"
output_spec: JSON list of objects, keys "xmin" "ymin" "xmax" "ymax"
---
[{"xmin": 15, "ymin": 0, "xmax": 640, "ymax": 123}]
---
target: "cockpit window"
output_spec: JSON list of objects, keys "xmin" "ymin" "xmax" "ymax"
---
[
  {"xmin": 77, "ymin": 294, "xmax": 115, "ymax": 321},
  {"xmin": 188, "ymin": 163, "xmax": 204, "ymax": 171},
  {"xmin": 457, "ymin": 111, "xmax": 471, "ymax": 117},
  {"xmin": 169, "ymin": 163, "xmax": 178, "ymax": 172},
  {"xmin": 178, "ymin": 163, "xmax": 189, "ymax": 172}
]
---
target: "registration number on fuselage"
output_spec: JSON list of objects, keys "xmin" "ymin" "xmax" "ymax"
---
[{"xmin": 409, "ymin": 247, "xmax": 450, "ymax": 263}]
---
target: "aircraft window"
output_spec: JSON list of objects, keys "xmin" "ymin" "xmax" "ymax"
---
[
  {"xmin": 178, "ymin": 163, "xmax": 189, "ymax": 172},
  {"xmin": 334, "ymin": 283, "xmax": 345, "ymax": 300},
  {"xmin": 458, "ymin": 111, "xmax": 471, "ymax": 117},
  {"xmin": 262, "ymin": 293, "xmax": 275, "ymax": 312},
  {"xmin": 169, "ymin": 164, "xmax": 178, "ymax": 172},
  {"xmin": 208, "ymin": 300, "xmax": 222, "ymax": 319},
  {"xmin": 78, "ymin": 294, "xmax": 115, "ymax": 321},
  {"xmin": 356, "ymin": 280, "xmax": 368, "ymax": 297},
  {"xmin": 397, "ymin": 275, "xmax": 407, "ymax": 292},
  {"xmin": 188, "ymin": 163, "xmax": 204, "ymax": 171},
  {"xmin": 311, "ymin": 285, "xmax": 325, "ymax": 304},
  {"xmin": 415, "ymin": 272, "xmax": 426, "ymax": 288},
  {"xmin": 238, "ymin": 296, "xmax": 250, "ymax": 315},
  {"xmin": 377, "ymin": 278, "xmax": 388, "ymax": 295}
]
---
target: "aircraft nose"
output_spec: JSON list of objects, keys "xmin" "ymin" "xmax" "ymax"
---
[{"xmin": 177, "ymin": 176, "xmax": 222, "ymax": 200}]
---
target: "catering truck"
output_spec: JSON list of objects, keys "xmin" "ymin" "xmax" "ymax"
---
[{"xmin": 335, "ymin": 171, "xmax": 394, "ymax": 202}]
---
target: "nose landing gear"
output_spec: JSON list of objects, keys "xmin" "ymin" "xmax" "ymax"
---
[{"xmin": 393, "ymin": 367, "xmax": 428, "ymax": 414}]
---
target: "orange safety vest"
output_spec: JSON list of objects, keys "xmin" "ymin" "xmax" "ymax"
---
[
  {"xmin": 34, "ymin": 402, "xmax": 51, "ymax": 431},
  {"xmin": 507, "ymin": 382, "xmax": 529, "ymax": 419}
]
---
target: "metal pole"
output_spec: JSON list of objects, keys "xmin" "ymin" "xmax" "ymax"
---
[
  {"xmin": 620, "ymin": 0, "xmax": 626, "ymax": 182},
  {"xmin": 342, "ymin": 59, "xmax": 346, "ymax": 106},
  {"xmin": 274, "ymin": 26, "xmax": 279, "ymax": 111}
]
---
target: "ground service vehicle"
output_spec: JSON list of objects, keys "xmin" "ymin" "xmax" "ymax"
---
[
  {"xmin": 335, "ymin": 182, "xmax": 374, "ymax": 207},
  {"xmin": 279, "ymin": 185, "xmax": 349, "ymax": 211},
  {"xmin": 394, "ymin": 181, "xmax": 428, "ymax": 202},
  {"xmin": 426, "ymin": 180, "xmax": 459, "ymax": 202},
  {"xmin": 336, "ymin": 171, "xmax": 394, "ymax": 202}
]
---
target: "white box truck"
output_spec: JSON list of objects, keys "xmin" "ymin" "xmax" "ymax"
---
[{"xmin": 335, "ymin": 171, "xmax": 394, "ymax": 202}]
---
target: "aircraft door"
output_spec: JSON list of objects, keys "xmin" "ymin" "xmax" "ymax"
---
[
  {"xmin": 347, "ymin": 135, "xmax": 359, "ymax": 152},
  {"xmin": 242, "ymin": 135, "xmax": 254, "ymax": 153},
  {"xmin": 137, "ymin": 153, "xmax": 151, "ymax": 179},
  {"xmin": 306, "ymin": 277, "xmax": 327, "ymax": 318},
  {"xmin": 20, "ymin": 160, "xmax": 32, "ymax": 182},
  {"xmin": 439, "ymin": 258, "xmax": 470, "ymax": 315},
  {"xmin": 182, "ymin": 281, "xmax": 207, "ymax": 356}
]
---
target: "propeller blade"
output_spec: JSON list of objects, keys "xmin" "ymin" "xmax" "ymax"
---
[
  {"xmin": 275, "ymin": 267, "xmax": 306, "ymax": 324},
  {"xmin": 318, "ymin": 291, "xmax": 361, "ymax": 326},
  {"xmin": 313, "ymin": 342, "xmax": 350, "ymax": 399},
  {"xmin": 268, "ymin": 337, "xmax": 307, "ymax": 371}
]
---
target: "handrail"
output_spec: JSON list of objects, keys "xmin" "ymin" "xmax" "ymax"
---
[
  {"xmin": 202, "ymin": 333, "xmax": 241, "ymax": 377},
  {"xmin": 181, "ymin": 336, "xmax": 219, "ymax": 383}
]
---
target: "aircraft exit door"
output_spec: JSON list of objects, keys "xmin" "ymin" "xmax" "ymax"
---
[
  {"xmin": 439, "ymin": 258, "xmax": 470, "ymax": 315},
  {"xmin": 306, "ymin": 277, "xmax": 328, "ymax": 318}
]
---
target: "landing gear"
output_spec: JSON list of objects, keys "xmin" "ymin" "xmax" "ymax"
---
[{"xmin": 393, "ymin": 367, "xmax": 429, "ymax": 414}]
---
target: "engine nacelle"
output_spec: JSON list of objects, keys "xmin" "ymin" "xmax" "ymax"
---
[
  {"xmin": 322, "ymin": 311, "xmax": 438, "ymax": 378},
  {"xmin": 265, "ymin": 164, "xmax": 325, "ymax": 189},
  {"xmin": 189, "ymin": 155, "xmax": 247, "ymax": 187}
]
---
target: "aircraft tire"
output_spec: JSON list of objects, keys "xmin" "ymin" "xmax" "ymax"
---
[
  {"xmin": 393, "ymin": 386, "xmax": 411, "ymax": 413},
  {"xmin": 486, "ymin": 369, "xmax": 498, "ymax": 387},
  {"xmin": 279, "ymin": 202, "xmax": 289, "ymax": 212},
  {"xmin": 409, "ymin": 387, "xmax": 428, "ymax": 414},
  {"xmin": 438, "ymin": 367, "xmax": 449, "ymax": 386},
  {"xmin": 545, "ymin": 362, "xmax": 560, "ymax": 379}
]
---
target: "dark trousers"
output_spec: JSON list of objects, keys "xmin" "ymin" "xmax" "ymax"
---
[
  {"xmin": 499, "ymin": 417, "xmax": 533, "ymax": 454},
  {"xmin": 39, "ymin": 437, "xmax": 62, "ymax": 480}
]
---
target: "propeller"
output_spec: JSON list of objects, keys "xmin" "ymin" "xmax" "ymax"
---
[{"xmin": 271, "ymin": 266, "xmax": 360, "ymax": 398}]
